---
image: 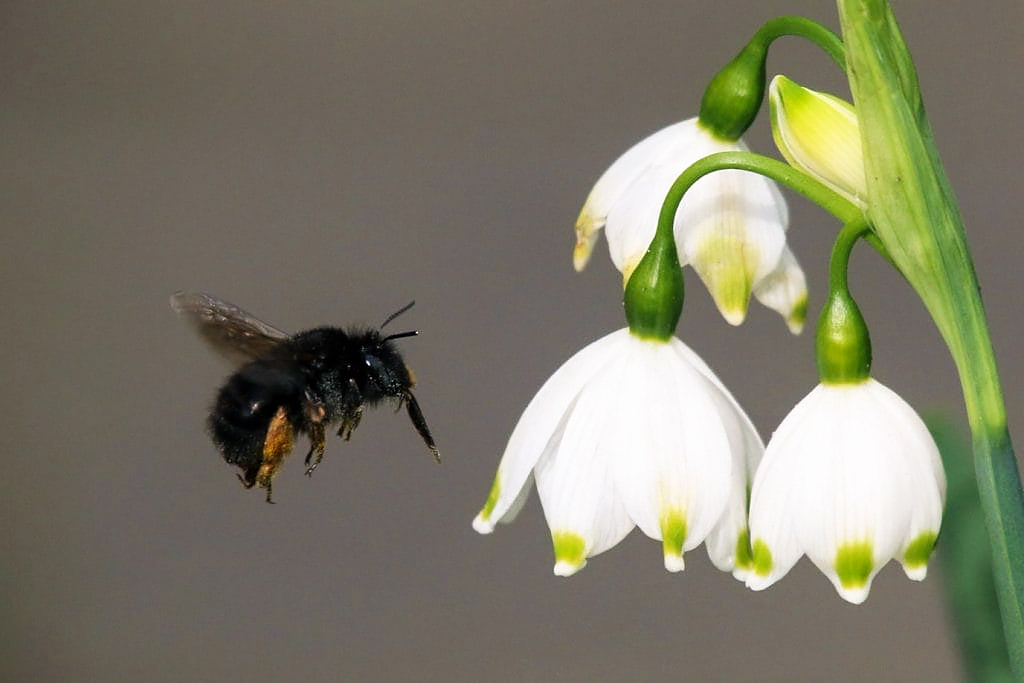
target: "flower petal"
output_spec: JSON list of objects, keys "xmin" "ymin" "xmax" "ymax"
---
[
  {"xmin": 604, "ymin": 163, "xmax": 682, "ymax": 280},
  {"xmin": 608, "ymin": 337, "xmax": 733, "ymax": 571},
  {"xmin": 574, "ymin": 119, "xmax": 706, "ymax": 271},
  {"xmin": 472, "ymin": 329, "xmax": 627, "ymax": 533},
  {"xmin": 679, "ymin": 162, "xmax": 788, "ymax": 326},
  {"xmin": 752, "ymin": 246, "xmax": 808, "ymax": 334},
  {"xmin": 667, "ymin": 338, "xmax": 764, "ymax": 576},
  {"xmin": 746, "ymin": 385, "xmax": 828, "ymax": 592},
  {"xmin": 865, "ymin": 381, "xmax": 945, "ymax": 580},
  {"xmin": 535, "ymin": 358, "xmax": 635, "ymax": 576}
]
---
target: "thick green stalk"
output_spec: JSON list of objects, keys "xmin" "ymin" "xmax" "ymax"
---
[
  {"xmin": 837, "ymin": 0, "xmax": 1024, "ymax": 673},
  {"xmin": 930, "ymin": 418, "xmax": 1014, "ymax": 682}
]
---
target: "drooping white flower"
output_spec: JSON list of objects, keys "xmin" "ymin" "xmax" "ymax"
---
[
  {"xmin": 574, "ymin": 117, "xmax": 804, "ymax": 332},
  {"xmin": 768, "ymin": 75, "xmax": 866, "ymax": 205},
  {"xmin": 746, "ymin": 378, "xmax": 945, "ymax": 604},
  {"xmin": 472, "ymin": 328, "xmax": 763, "ymax": 577}
]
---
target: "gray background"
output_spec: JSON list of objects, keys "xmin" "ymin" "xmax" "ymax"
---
[{"xmin": 2, "ymin": 1, "xmax": 1021, "ymax": 681}]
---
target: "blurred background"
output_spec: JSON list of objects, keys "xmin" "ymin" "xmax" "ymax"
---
[{"xmin": 2, "ymin": 1, "xmax": 1021, "ymax": 680}]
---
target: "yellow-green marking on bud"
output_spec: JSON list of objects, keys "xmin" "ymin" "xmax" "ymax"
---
[{"xmin": 769, "ymin": 75, "xmax": 865, "ymax": 204}]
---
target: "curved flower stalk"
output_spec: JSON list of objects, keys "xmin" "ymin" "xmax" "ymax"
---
[
  {"xmin": 746, "ymin": 378, "xmax": 945, "ymax": 603},
  {"xmin": 472, "ymin": 328, "xmax": 762, "ymax": 577},
  {"xmin": 573, "ymin": 117, "xmax": 805, "ymax": 332}
]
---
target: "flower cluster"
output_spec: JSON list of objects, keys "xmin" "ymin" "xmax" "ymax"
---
[{"xmin": 472, "ymin": 30, "xmax": 946, "ymax": 605}]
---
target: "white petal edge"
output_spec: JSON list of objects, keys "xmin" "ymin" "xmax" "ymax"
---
[
  {"xmin": 746, "ymin": 384, "xmax": 832, "ymax": 592},
  {"xmin": 472, "ymin": 329, "xmax": 628, "ymax": 533}
]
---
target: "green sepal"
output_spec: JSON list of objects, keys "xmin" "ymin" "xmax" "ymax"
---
[{"xmin": 816, "ymin": 288, "xmax": 871, "ymax": 384}]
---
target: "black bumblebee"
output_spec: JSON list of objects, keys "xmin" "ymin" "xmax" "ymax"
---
[{"xmin": 171, "ymin": 292, "xmax": 439, "ymax": 502}]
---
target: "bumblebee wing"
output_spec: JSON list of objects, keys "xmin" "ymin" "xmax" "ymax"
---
[{"xmin": 170, "ymin": 291, "xmax": 290, "ymax": 364}]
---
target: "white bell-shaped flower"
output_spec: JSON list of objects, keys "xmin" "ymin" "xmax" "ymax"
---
[
  {"xmin": 746, "ymin": 378, "xmax": 945, "ymax": 603},
  {"xmin": 473, "ymin": 328, "xmax": 763, "ymax": 577},
  {"xmin": 574, "ymin": 117, "xmax": 804, "ymax": 332}
]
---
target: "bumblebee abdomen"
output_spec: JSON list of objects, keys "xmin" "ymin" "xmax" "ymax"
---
[{"xmin": 207, "ymin": 361, "xmax": 305, "ymax": 473}]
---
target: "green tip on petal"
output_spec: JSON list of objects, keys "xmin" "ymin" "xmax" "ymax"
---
[
  {"xmin": 834, "ymin": 541, "xmax": 874, "ymax": 593},
  {"xmin": 902, "ymin": 532, "xmax": 938, "ymax": 580},
  {"xmin": 573, "ymin": 206, "xmax": 600, "ymax": 272},
  {"xmin": 660, "ymin": 509, "xmax": 689, "ymax": 572},
  {"xmin": 786, "ymin": 295, "xmax": 808, "ymax": 335},
  {"xmin": 472, "ymin": 474, "xmax": 502, "ymax": 534},
  {"xmin": 734, "ymin": 529, "xmax": 754, "ymax": 575},
  {"xmin": 692, "ymin": 234, "xmax": 755, "ymax": 326},
  {"xmin": 552, "ymin": 531, "xmax": 587, "ymax": 577},
  {"xmin": 751, "ymin": 539, "xmax": 773, "ymax": 578}
]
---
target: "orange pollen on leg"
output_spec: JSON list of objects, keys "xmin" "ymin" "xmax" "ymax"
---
[{"xmin": 256, "ymin": 407, "xmax": 296, "ymax": 489}]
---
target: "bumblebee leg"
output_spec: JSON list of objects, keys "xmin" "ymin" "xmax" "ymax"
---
[
  {"xmin": 404, "ymin": 390, "xmax": 441, "ymax": 463},
  {"xmin": 304, "ymin": 420, "xmax": 326, "ymax": 477},
  {"xmin": 265, "ymin": 480, "xmax": 275, "ymax": 504},
  {"xmin": 255, "ymin": 407, "xmax": 295, "ymax": 503},
  {"xmin": 236, "ymin": 461, "xmax": 259, "ymax": 489},
  {"xmin": 337, "ymin": 377, "xmax": 363, "ymax": 441},
  {"xmin": 338, "ymin": 405, "xmax": 363, "ymax": 441}
]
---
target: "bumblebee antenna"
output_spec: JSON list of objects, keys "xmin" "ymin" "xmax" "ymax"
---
[
  {"xmin": 381, "ymin": 301, "xmax": 415, "ymax": 329},
  {"xmin": 383, "ymin": 330, "xmax": 418, "ymax": 342}
]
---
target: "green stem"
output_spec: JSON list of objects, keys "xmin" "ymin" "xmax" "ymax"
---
[
  {"xmin": 837, "ymin": 0, "xmax": 1024, "ymax": 672},
  {"xmin": 827, "ymin": 218, "xmax": 872, "ymax": 294},
  {"xmin": 655, "ymin": 151, "xmax": 863, "ymax": 243},
  {"xmin": 755, "ymin": 16, "xmax": 846, "ymax": 70}
]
